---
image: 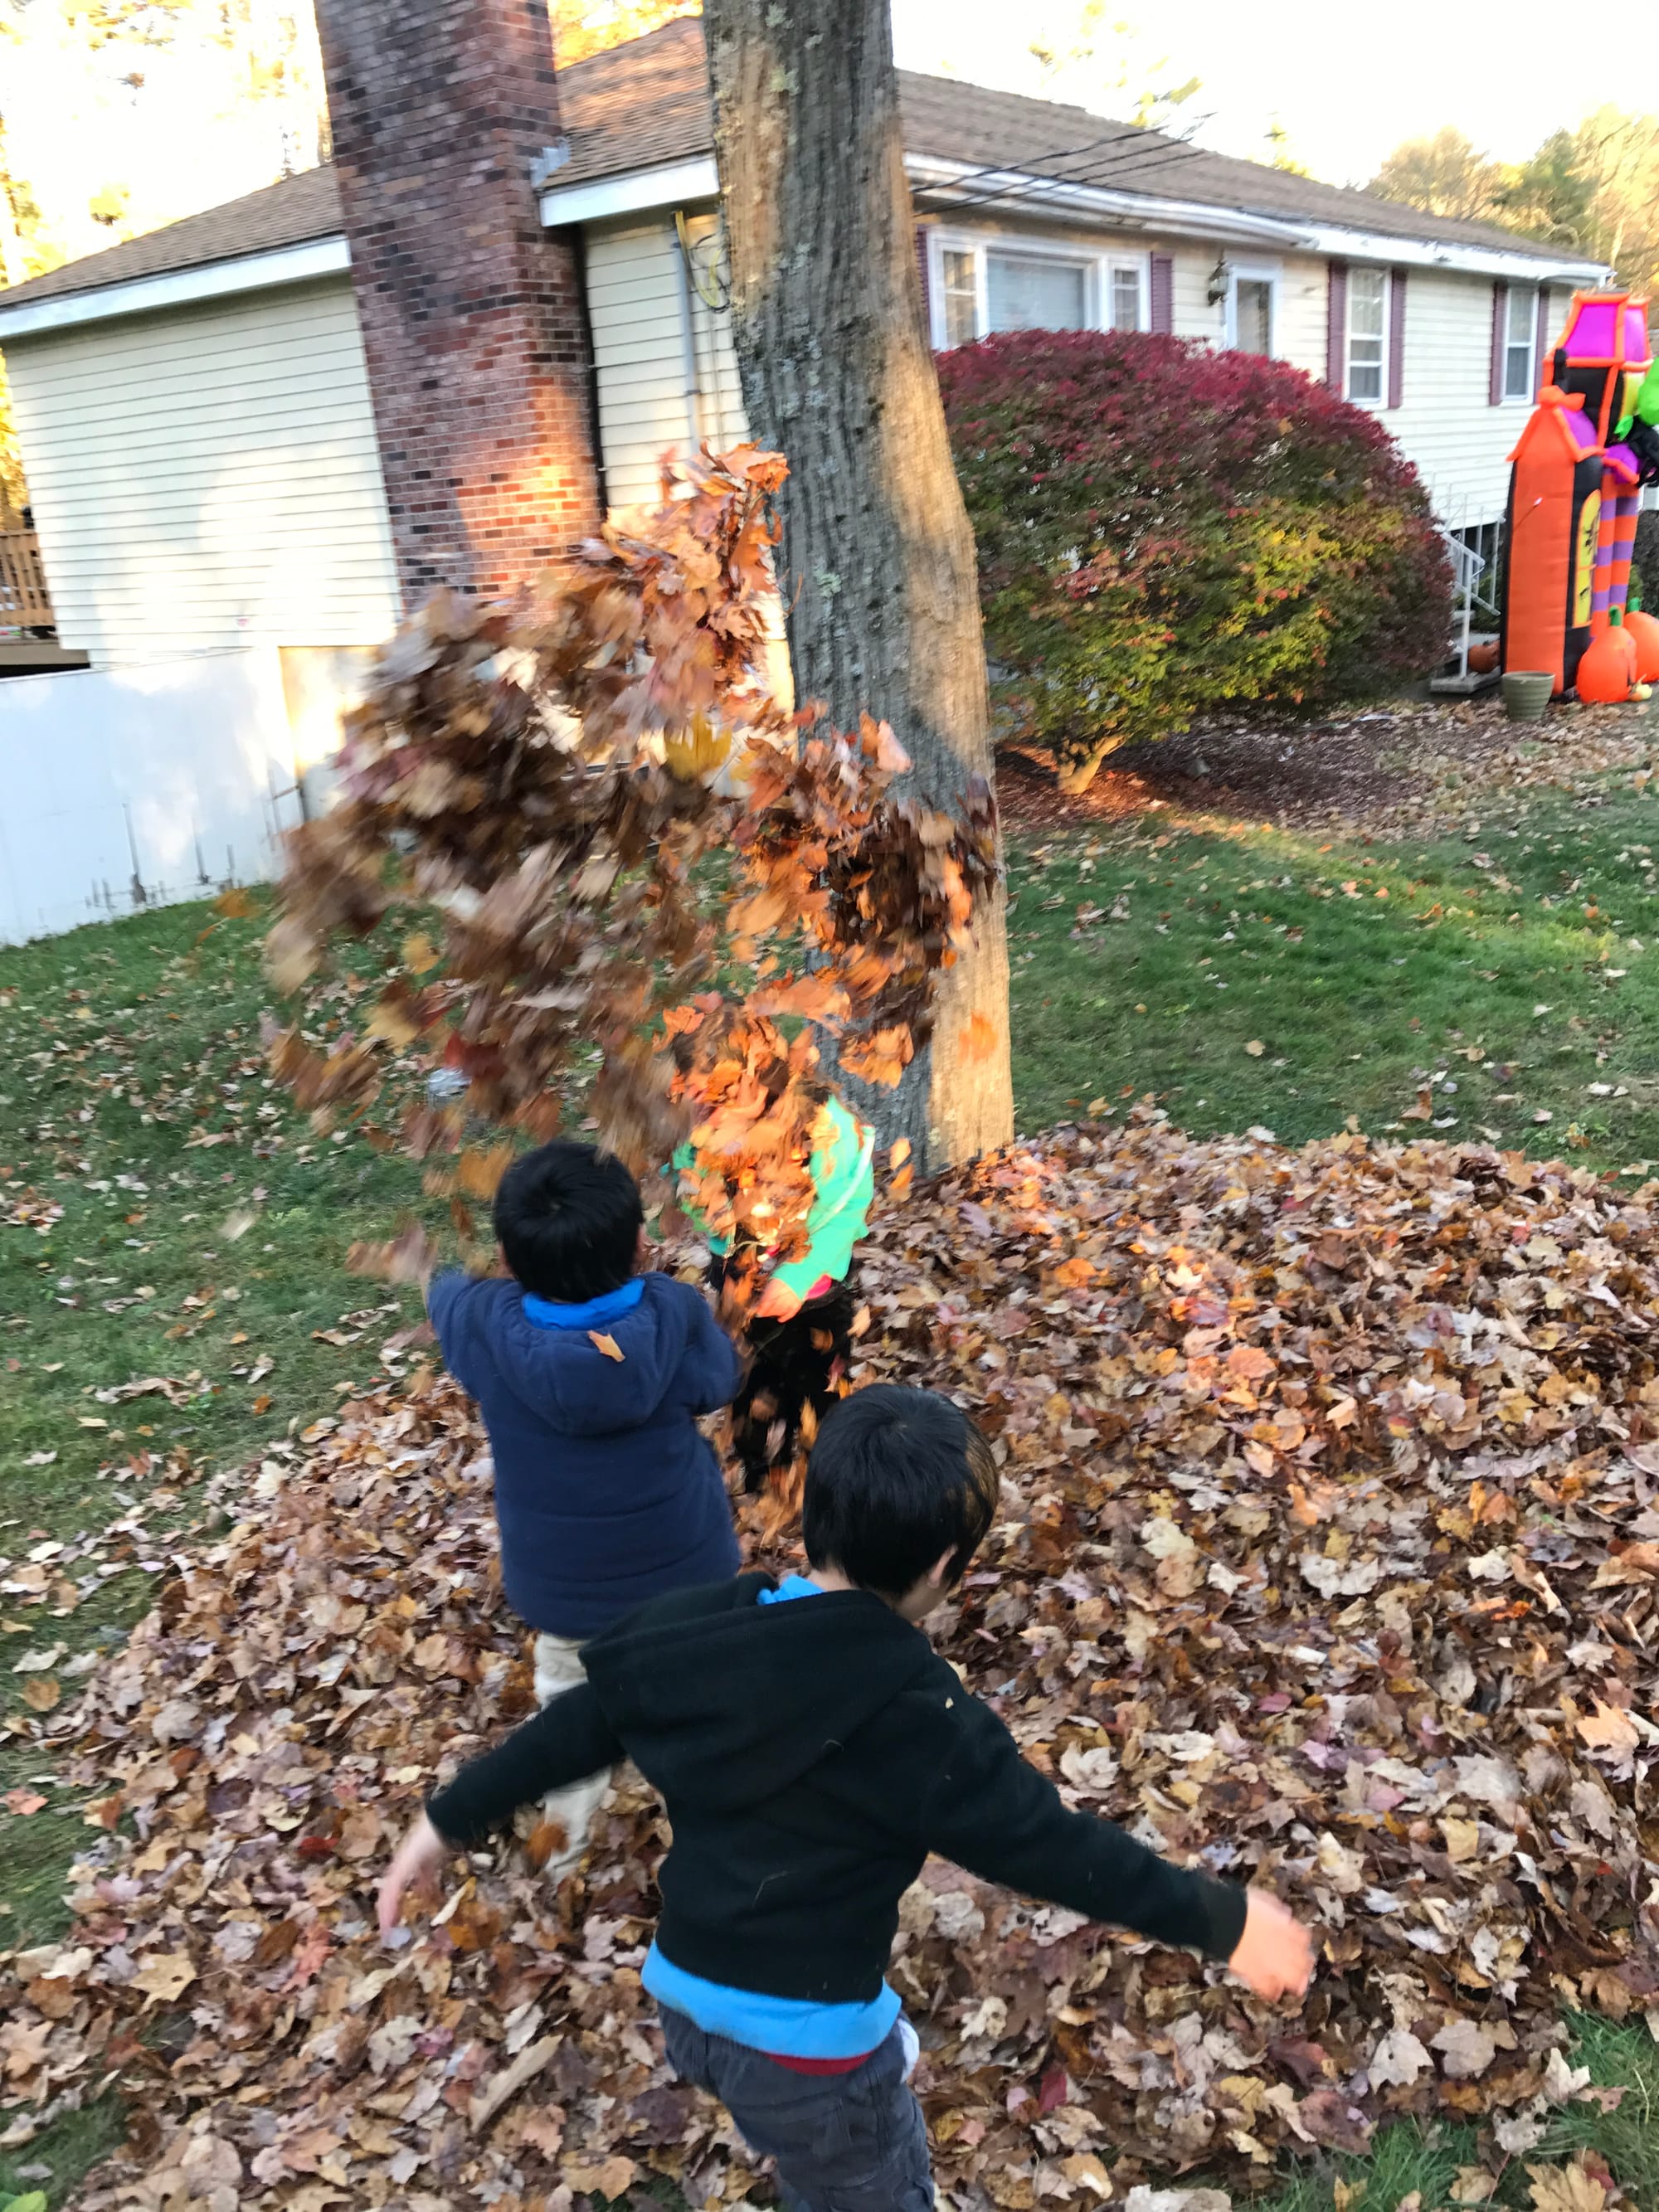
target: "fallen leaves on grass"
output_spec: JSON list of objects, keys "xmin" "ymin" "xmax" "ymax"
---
[{"xmin": 2, "ymin": 1116, "xmax": 1658, "ymax": 2207}]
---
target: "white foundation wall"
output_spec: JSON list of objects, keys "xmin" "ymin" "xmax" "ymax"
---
[{"xmin": 0, "ymin": 647, "xmax": 304, "ymax": 945}]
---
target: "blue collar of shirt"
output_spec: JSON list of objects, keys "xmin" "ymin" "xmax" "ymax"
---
[
  {"xmin": 758, "ymin": 1573, "xmax": 824, "ymax": 1605},
  {"xmin": 522, "ymin": 1276, "xmax": 645, "ymax": 1331}
]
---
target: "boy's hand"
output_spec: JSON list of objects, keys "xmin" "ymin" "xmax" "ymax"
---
[
  {"xmin": 377, "ymin": 1813, "xmax": 450, "ymax": 1937},
  {"xmin": 1227, "ymin": 1888, "xmax": 1314, "ymax": 2001},
  {"xmin": 753, "ymin": 1276, "xmax": 804, "ymax": 1322}
]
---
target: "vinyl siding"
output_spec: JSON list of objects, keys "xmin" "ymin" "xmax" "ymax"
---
[
  {"xmin": 1381, "ymin": 267, "xmax": 1541, "ymax": 527},
  {"xmin": 585, "ymin": 212, "xmax": 749, "ymax": 513},
  {"xmin": 2, "ymin": 276, "xmax": 398, "ymax": 667}
]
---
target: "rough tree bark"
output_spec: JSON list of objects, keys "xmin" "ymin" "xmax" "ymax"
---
[{"xmin": 702, "ymin": 0, "xmax": 1014, "ymax": 1171}]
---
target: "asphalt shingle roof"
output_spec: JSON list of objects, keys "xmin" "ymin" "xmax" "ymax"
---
[
  {"xmin": 0, "ymin": 163, "xmax": 343, "ymax": 309},
  {"xmin": 0, "ymin": 15, "xmax": 1577, "ymax": 310}
]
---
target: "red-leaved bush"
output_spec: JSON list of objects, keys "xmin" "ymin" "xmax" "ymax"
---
[{"xmin": 938, "ymin": 330, "xmax": 1453, "ymax": 789}]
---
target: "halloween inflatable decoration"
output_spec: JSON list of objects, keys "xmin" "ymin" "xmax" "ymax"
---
[{"xmin": 1501, "ymin": 290, "xmax": 1655, "ymax": 702}]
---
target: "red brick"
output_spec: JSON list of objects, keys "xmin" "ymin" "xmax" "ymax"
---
[{"xmin": 312, "ymin": 0, "xmax": 601, "ymax": 605}]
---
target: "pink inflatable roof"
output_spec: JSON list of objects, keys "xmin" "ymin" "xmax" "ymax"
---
[{"xmin": 1559, "ymin": 294, "xmax": 1652, "ymax": 368}]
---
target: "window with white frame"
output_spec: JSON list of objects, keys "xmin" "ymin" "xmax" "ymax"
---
[
  {"xmin": 1504, "ymin": 284, "xmax": 1538, "ymax": 399},
  {"xmin": 1108, "ymin": 261, "xmax": 1145, "ymax": 331},
  {"xmin": 941, "ymin": 248, "xmax": 978, "ymax": 348},
  {"xmin": 1346, "ymin": 266, "xmax": 1388, "ymax": 404},
  {"xmin": 928, "ymin": 231, "xmax": 1147, "ymax": 345},
  {"xmin": 1226, "ymin": 263, "xmax": 1279, "ymax": 357},
  {"xmin": 986, "ymin": 250, "xmax": 1089, "ymax": 332}
]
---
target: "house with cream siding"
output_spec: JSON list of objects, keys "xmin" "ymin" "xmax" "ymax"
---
[{"xmin": 0, "ymin": 14, "xmax": 1613, "ymax": 688}]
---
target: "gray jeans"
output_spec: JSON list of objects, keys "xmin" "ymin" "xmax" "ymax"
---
[{"xmin": 658, "ymin": 2005, "xmax": 933, "ymax": 2210}]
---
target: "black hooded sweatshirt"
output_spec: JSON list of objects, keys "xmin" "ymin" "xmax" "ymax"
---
[{"xmin": 426, "ymin": 1572, "xmax": 1248, "ymax": 2005}]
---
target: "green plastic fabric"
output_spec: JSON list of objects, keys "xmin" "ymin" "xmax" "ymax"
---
[{"xmin": 674, "ymin": 1096, "xmax": 875, "ymax": 1295}]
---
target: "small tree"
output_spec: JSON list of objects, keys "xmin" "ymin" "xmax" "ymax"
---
[
  {"xmin": 940, "ymin": 329, "xmax": 1452, "ymax": 792},
  {"xmin": 265, "ymin": 448, "xmax": 996, "ymax": 1311}
]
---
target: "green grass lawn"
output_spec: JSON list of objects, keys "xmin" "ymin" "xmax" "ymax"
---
[
  {"xmin": 1010, "ymin": 775, "xmax": 1659, "ymax": 1171},
  {"xmin": 7, "ymin": 761, "xmax": 1659, "ymax": 2207}
]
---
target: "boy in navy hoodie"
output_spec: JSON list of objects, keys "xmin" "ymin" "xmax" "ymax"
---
[{"xmin": 427, "ymin": 1140, "xmax": 742, "ymax": 1876}]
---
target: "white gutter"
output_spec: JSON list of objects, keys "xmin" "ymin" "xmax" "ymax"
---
[
  {"xmin": 538, "ymin": 143, "xmax": 1612, "ymax": 289},
  {"xmin": 1295, "ymin": 221, "xmax": 1608, "ymax": 286},
  {"xmin": 904, "ymin": 153, "xmax": 1312, "ymax": 252},
  {"xmin": 539, "ymin": 155, "xmax": 720, "ymax": 228},
  {"xmin": 0, "ymin": 235, "xmax": 350, "ymax": 341}
]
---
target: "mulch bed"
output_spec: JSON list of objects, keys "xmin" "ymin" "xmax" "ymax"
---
[{"xmin": 995, "ymin": 699, "xmax": 1659, "ymax": 845}]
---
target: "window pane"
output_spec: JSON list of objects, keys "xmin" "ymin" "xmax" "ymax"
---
[
  {"xmin": 1109, "ymin": 264, "xmax": 1141, "ymax": 330},
  {"xmin": 985, "ymin": 252, "xmax": 1088, "ymax": 333},
  {"xmin": 1350, "ymin": 268, "xmax": 1385, "ymax": 337},
  {"xmin": 1236, "ymin": 277, "xmax": 1272, "ymax": 355},
  {"xmin": 1347, "ymin": 270, "xmax": 1386, "ymax": 401},
  {"xmin": 1508, "ymin": 286, "xmax": 1535, "ymax": 343},
  {"xmin": 1506, "ymin": 342, "xmax": 1533, "ymax": 399},
  {"xmin": 941, "ymin": 249, "xmax": 978, "ymax": 348}
]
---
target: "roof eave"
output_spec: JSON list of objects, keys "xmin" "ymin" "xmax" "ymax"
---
[
  {"xmin": 538, "ymin": 144, "xmax": 1614, "ymax": 287},
  {"xmin": 0, "ymin": 234, "xmax": 349, "ymax": 343}
]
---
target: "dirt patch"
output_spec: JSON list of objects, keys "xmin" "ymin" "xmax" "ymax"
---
[{"xmin": 996, "ymin": 693, "xmax": 1659, "ymax": 844}]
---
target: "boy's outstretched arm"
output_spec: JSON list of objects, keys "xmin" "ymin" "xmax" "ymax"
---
[
  {"xmin": 919, "ymin": 1694, "xmax": 1313, "ymax": 2001},
  {"xmin": 684, "ymin": 1288, "xmax": 747, "ymax": 1412},
  {"xmin": 376, "ymin": 1681, "xmax": 624, "ymax": 1934}
]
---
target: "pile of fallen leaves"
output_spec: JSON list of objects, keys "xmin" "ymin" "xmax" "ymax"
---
[
  {"xmin": 5, "ymin": 1116, "xmax": 1659, "ymax": 2211},
  {"xmin": 267, "ymin": 443, "xmax": 995, "ymax": 1310}
]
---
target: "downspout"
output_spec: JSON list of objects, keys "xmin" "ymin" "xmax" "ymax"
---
[
  {"xmin": 671, "ymin": 209, "xmax": 708, "ymax": 448},
  {"xmin": 567, "ymin": 223, "xmax": 611, "ymax": 515}
]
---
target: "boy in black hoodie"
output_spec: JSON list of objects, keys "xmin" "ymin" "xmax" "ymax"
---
[{"xmin": 379, "ymin": 1385, "xmax": 1314, "ymax": 2210}]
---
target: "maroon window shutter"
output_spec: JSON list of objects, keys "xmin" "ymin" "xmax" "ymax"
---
[
  {"xmin": 1489, "ymin": 281, "xmax": 1508, "ymax": 405},
  {"xmin": 1326, "ymin": 261, "xmax": 1348, "ymax": 391},
  {"xmin": 1533, "ymin": 284, "xmax": 1551, "ymax": 390},
  {"xmin": 1387, "ymin": 267, "xmax": 1407, "ymax": 409},
  {"xmin": 915, "ymin": 225, "xmax": 932, "ymax": 348},
  {"xmin": 1149, "ymin": 251, "xmax": 1173, "ymax": 334}
]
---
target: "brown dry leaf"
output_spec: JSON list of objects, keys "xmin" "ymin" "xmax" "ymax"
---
[
  {"xmin": 564, "ymin": 2156, "xmax": 637, "ymax": 2198},
  {"xmin": 20, "ymin": 1675, "xmax": 60, "ymax": 1712},
  {"xmin": 1575, "ymin": 1699, "xmax": 1641, "ymax": 1754},
  {"xmin": 130, "ymin": 1952, "xmax": 197, "ymax": 2005},
  {"xmin": 1527, "ymin": 2159, "xmax": 1608, "ymax": 2212},
  {"xmin": 588, "ymin": 1331, "xmax": 625, "ymax": 1362},
  {"xmin": 469, "ymin": 2034, "xmax": 559, "ymax": 2132}
]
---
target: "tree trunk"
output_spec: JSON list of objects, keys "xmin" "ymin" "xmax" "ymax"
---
[{"xmin": 701, "ymin": 0, "xmax": 1014, "ymax": 1171}]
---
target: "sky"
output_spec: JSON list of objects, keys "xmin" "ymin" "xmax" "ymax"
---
[{"xmin": 890, "ymin": 0, "xmax": 1659, "ymax": 186}]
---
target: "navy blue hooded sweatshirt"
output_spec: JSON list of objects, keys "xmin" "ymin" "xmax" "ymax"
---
[{"xmin": 427, "ymin": 1269, "xmax": 743, "ymax": 1638}]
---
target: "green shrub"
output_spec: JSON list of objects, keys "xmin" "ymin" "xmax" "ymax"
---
[{"xmin": 938, "ymin": 330, "xmax": 1453, "ymax": 789}]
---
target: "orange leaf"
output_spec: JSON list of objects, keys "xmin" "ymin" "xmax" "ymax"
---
[
  {"xmin": 957, "ymin": 1013, "xmax": 1000, "ymax": 1064},
  {"xmin": 589, "ymin": 1331, "xmax": 625, "ymax": 1361}
]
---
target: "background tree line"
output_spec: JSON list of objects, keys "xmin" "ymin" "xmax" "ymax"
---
[{"xmin": 1369, "ymin": 115, "xmax": 1659, "ymax": 303}]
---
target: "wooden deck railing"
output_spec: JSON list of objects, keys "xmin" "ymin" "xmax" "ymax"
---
[{"xmin": 0, "ymin": 513, "xmax": 55, "ymax": 632}]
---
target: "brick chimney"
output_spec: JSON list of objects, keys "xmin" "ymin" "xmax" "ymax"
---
[{"xmin": 311, "ymin": 0, "xmax": 602, "ymax": 605}]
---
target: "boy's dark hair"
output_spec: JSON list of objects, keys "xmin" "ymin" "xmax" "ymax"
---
[
  {"xmin": 804, "ymin": 1385, "xmax": 999, "ymax": 1597},
  {"xmin": 494, "ymin": 1140, "xmax": 644, "ymax": 1303}
]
